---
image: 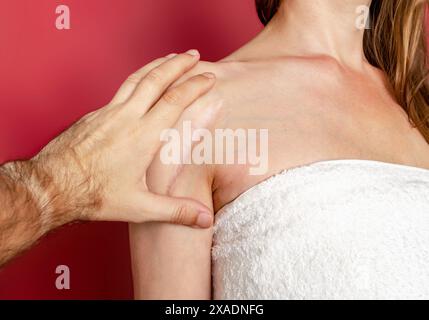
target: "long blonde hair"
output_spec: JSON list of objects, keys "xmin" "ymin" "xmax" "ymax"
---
[{"xmin": 256, "ymin": 0, "xmax": 429, "ymax": 143}]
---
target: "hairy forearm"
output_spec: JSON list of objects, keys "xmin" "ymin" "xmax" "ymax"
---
[
  {"xmin": 0, "ymin": 161, "xmax": 51, "ymax": 266},
  {"xmin": 0, "ymin": 157, "xmax": 100, "ymax": 267},
  {"xmin": 0, "ymin": 160, "xmax": 68, "ymax": 266}
]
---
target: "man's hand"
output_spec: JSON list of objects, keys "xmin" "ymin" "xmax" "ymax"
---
[{"xmin": 0, "ymin": 50, "xmax": 216, "ymax": 266}]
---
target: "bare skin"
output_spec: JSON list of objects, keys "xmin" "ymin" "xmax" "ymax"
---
[
  {"xmin": 129, "ymin": 0, "xmax": 429, "ymax": 299},
  {"xmin": 0, "ymin": 51, "xmax": 218, "ymax": 267}
]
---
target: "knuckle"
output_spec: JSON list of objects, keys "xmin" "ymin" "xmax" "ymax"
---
[
  {"xmin": 125, "ymin": 73, "xmax": 141, "ymax": 85},
  {"xmin": 145, "ymin": 70, "xmax": 164, "ymax": 84},
  {"xmin": 162, "ymin": 88, "xmax": 183, "ymax": 106},
  {"xmin": 171, "ymin": 205, "xmax": 189, "ymax": 224}
]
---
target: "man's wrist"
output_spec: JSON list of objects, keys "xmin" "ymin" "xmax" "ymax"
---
[{"xmin": 31, "ymin": 152, "xmax": 104, "ymax": 223}]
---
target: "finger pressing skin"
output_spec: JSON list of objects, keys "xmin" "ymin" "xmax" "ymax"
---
[
  {"xmin": 142, "ymin": 73, "xmax": 216, "ymax": 147},
  {"xmin": 110, "ymin": 54, "xmax": 175, "ymax": 105},
  {"xmin": 127, "ymin": 50, "xmax": 201, "ymax": 114}
]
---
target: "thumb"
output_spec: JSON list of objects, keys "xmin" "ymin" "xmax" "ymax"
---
[{"xmin": 143, "ymin": 192, "xmax": 214, "ymax": 228}]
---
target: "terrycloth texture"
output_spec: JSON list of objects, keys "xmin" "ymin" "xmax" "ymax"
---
[{"xmin": 212, "ymin": 160, "xmax": 429, "ymax": 300}]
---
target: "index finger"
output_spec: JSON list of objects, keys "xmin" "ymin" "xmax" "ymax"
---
[
  {"xmin": 127, "ymin": 50, "xmax": 201, "ymax": 114},
  {"xmin": 110, "ymin": 55, "xmax": 174, "ymax": 105}
]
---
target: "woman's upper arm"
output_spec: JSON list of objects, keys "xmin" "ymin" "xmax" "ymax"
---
[
  {"xmin": 129, "ymin": 147, "xmax": 214, "ymax": 299},
  {"xmin": 128, "ymin": 60, "xmax": 221, "ymax": 299}
]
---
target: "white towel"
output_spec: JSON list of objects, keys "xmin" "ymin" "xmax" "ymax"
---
[{"xmin": 212, "ymin": 160, "xmax": 429, "ymax": 300}]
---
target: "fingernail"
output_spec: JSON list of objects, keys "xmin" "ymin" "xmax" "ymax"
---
[
  {"xmin": 166, "ymin": 53, "xmax": 178, "ymax": 58},
  {"xmin": 202, "ymin": 72, "xmax": 216, "ymax": 79},
  {"xmin": 196, "ymin": 212, "xmax": 213, "ymax": 228},
  {"xmin": 186, "ymin": 49, "xmax": 200, "ymax": 57}
]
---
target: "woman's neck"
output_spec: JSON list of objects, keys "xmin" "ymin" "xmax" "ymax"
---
[{"xmin": 228, "ymin": 0, "xmax": 371, "ymax": 69}]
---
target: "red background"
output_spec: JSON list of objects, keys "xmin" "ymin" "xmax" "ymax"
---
[{"xmin": 0, "ymin": 0, "xmax": 261, "ymax": 299}]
